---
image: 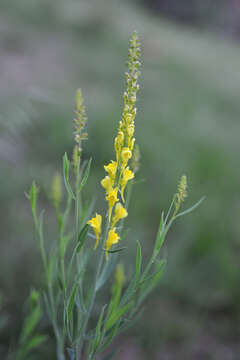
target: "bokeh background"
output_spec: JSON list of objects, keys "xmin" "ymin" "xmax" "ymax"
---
[{"xmin": 1, "ymin": 0, "xmax": 240, "ymax": 359}]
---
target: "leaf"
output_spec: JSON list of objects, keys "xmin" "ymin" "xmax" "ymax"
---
[
  {"xmin": 76, "ymin": 284, "xmax": 87, "ymax": 314},
  {"xmin": 138, "ymin": 260, "xmax": 166, "ymax": 305},
  {"xmin": 104, "ymin": 247, "xmax": 127, "ymax": 254},
  {"xmin": 63, "ymin": 153, "xmax": 75, "ymax": 199},
  {"xmin": 153, "ymin": 216, "xmax": 166, "ymax": 256},
  {"xmin": 139, "ymin": 259, "xmax": 166, "ymax": 286},
  {"xmin": 39, "ymin": 210, "xmax": 45, "ymax": 241},
  {"xmin": 76, "ymin": 224, "xmax": 89, "ymax": 252},
  {"xmin": 20, "ymin": 306, "xmax": 41, "ymax": 343},
  {"xmin": 21, "ymin": 334, "xmax": 47, "ymax": 355},
  {"xmin": 98, "ymin": 320, "xmax": 120, "ymax": 352},
  {"xmin": 29, "ymin": 182, "xmax": 38, "ymax": 214},
  {"xmin": 96, "ymin": 256, "xmax": 117, "ymax": 291},
  {"xmin": 79, "ymin": 158, "xmax": 92, "ymax": 192},
  {"xmin": 93, "ymin": 304, "xmax": 107, "ymax": 351},
  {"xmin": 175, "ymin": 196, "xmax": 205, "ymax": 218},
  {"xmin": 135, "ymin": 240, "xmax": 142, "ymax": 284},
  {"xmin": 119, "ymin": 276, "xmax": 136, "ymax": 307},
  {"xmin": 119, "ymin": 307, "xmax": 144, "ymax": 333},
  {"xmin": 105, "ymin": 303, "xmax": 131, "ymax": 331},
  {"xmin": 43, "ymin": 292, "xmax": 52, "ymax": 320},
  {"xmin": 67, "ymin": 284, "xmax": 78, "ymax": 323}
]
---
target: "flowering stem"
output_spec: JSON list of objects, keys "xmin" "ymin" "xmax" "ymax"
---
[
  {"xmin": 74, "ymin": 154, "xmax": 82, "ymax": 357},
  {"xmin": 75, "ymin": 155, "xmax": 81, "ymax": 244},
  {"xmin": 76, "ymin": 218, "xmax": 110, "ymax": 359}
]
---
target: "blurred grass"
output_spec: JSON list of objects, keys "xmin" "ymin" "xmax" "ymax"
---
[{"xmin": 1, "ymin": 0, "xmax": 240, "ymax": 358}]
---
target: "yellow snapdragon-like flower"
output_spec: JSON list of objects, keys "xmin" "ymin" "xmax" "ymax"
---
[
  {"xmin": 114, "ymin": 131, "xmax": 124, "ymax": 162},
  {"xmin": 129, "ymin": 137, "xmax": 135, "ymax": 151},
  {"xmin": 104, "ymin": 161, "xmax": 117, "ymax": 181},
  {"xmin": 105, "ymin": 228, "xmax": 120, "ymax": 259},
  {"xmin": 87, "ymin": 213, "xmax": 102, "ymax": 249},
  {"xmin": 127, "ymin": 123, "xmax": 134, "ymax": 138},
  {"xmin": 112, "ymin": 202, "xmax": 128, "ymax": 227},
  {"xmin": 101, "ymin": 176, "xmax": 113, "ymax": 194},
  {"xmin": 121, "ymin": 167, "xmax": 134, "ymax": 201},
  {"xmin": 106, "ymin": 188, "xmax": 119, "ymax": 220},
  {"xmin": 121, "ymin": 147, "xmax": 132, "ymax": 169}
]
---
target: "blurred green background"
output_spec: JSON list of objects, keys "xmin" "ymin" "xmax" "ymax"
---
[{"xmin": 1, "ymin": 0, "xmax": 240, "ymax": 359}]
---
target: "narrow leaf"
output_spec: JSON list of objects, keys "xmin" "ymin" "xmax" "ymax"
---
[
  {"xmin": 96, "ymin": 256, "xmax": 117, "ymax": 291},
  {"xmin": 104, "ymin": 247, "xmax": 127, "ymax": 254},
  {"xmin": 20, "ymin": 306, "xmax": 41, "ymax": 343},
  {"xmin": 67, "ymin": 284, "xmax": 78, "ymax": 322},
  {"xmin": 77, "ymin": 224, "xmax": 89, "ymax": 252},
  {"xmin": 119, "ymin": 276, "xmax": 136, "ymax": 307},
  {"xmin": 79, "ymin": 158, "xmax": 92, "ymax": 191},
  {"xmin": 175, "ymin": 196, "xmax": 205, "ymax": 218},
  {"xmin": 29, "ymin": 182, "xmax": 38, "ymax": 215},
  {"xmin": 105, "ymin": 303, "xmax": 131, "ymax": 331},
  {"xmin": 94, "ymin": 304, "xmax": 107, "ymax": 351},
  {"xmin": 138, "ymin": 260, "xmax": 166, "ymax": 305},
  {"xmin": 98, "ymin": 320, "xmax": 120, "ymax": 352},
  {"xmin": 22, "ymin": 334, "xmax": 47, "ymax": 355},
  {"xmin": 119, "ymin": 307, "xmax": 144, "ymax": 333},
  {"xmin": 135, "ymin": 240, "xmax": 142, "ymax": 283},
  {"xmin": 139, "ymin": 259, "xmax": 166, "ymax": 286},
  {"xmin": 63, "ymin": 153, "xmax": 75, "ymax": 199}
]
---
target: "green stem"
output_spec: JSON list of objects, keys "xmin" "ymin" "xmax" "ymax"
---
[
  {"xmin": 74, "ymin": 155, "xmax": 82, "ymax": 358},
  {"xmin": 75, "ymin": 156, "xmax": 81, "ymax": 244},
  {"xmin": 76, "ymin": 218, "xmax": 110, "ymax": 360}
]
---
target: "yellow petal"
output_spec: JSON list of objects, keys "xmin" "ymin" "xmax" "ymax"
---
[{"xmin": 87, "ymin": 213, "xmax": 102, "ymax": 249}]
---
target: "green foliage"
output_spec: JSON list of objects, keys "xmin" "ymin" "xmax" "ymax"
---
[
  {"xmin": 24, "ymin": 33, "xmax": 201, "ymax": 359},
  {"xmin": 16, "ymin": 290, "xmax": 47, "ymax": 360}
]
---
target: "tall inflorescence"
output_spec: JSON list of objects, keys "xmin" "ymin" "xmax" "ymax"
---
[
  {"xmin": 174, "ymin": 175, "xmax": 188, "ymax": 216},
  {"xmin": 99, "ymin": 32, "xmax": 141, "ymax": 258},
  {"xmin": 73, "ymin": 89, "xmax": 88, "ymax": 156}
]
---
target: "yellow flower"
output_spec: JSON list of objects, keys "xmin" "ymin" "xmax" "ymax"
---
[
  {"xmin": 105, "ymin": 228, "xmax": 120, "ymax": 259},
  {"xmin": 121, "ymin": 147, "xmax": 132, "ymax": 169},
  {"xmin": 121, "ymin": 167, "xmax": 134, "ymax": 201},
  {"xmin": 104, "ymin": 161, "xmax": 117, "ymax": 180},
  {"xmin": 129, "ymin": 137, "xmax": 135, "ymax": 151},
  {"xmin": 127, "ymin": 123, "xmax": 134, "ymax": 138},
  {"xmin": 87, "ymin": 213, "xmax": 102, "ymax": 249},
  {"xmin": 125, "ymin": 113, "xmax": 133, "ymax": 124},
  {"xmin": 101, "ymin": 176, "xmax": 113, "ymax": 194},
  {"xmin": 112, "ymin": 202, "xmax": 128, "ymax": 227},
  {"xmin": 114, "ymin": 131, "xmax": 124, "ymax": 162},
  {"xmin": 106, "ymin": 188, "xmax": 119, "ymax": 220}
]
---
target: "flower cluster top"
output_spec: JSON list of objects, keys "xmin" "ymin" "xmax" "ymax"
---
[{"xmin": 88, "ymin": 32, "xmax": 141, "ymax": 258}]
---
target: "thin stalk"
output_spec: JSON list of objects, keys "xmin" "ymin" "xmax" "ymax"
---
[
  {"xmin": 76, "ymin": 218, "xmax": 110, "ymax": 360},
  {"xmin": 32, "ymin": 213, "xmax": 48, "ymax": 280},
  {"xmin": 74, "ymin": 155, "xmax": 82, "ymax": 358},
  {"xmin": 75, "ymin": 156, "xmax": 81, "ymax": 243}
]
